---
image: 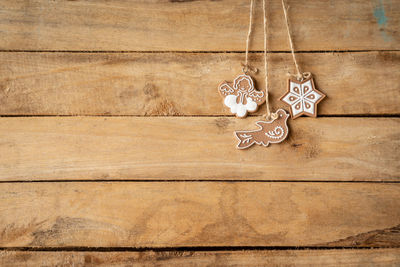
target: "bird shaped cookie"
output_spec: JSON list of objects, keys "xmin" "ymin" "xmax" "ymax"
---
[
  {"xmin": 235, "ymin": 109, "xmax": 289, "ymax": 149},
  {"xmin": 218, "ymin": 74, "xmax": 266, "ymax": 118}
]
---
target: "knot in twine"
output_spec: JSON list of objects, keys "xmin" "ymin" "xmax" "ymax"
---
[
  {"xmin": 241, "ymin": 63, "xmax": 258, "ymax": 74},
  {"xmin": 265, "ymin": 112, "xmax": 278, "ymax": 121},
  {"xmin": 287, "ymin": 71, "xmax": 312, "ymax": 82}
]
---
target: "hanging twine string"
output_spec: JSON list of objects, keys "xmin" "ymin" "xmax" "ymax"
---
[
  {"xmin": 281, "ymin": 0, "xmax": 311, "ymax": 81},
  {"xmin": 262, "ymin": 0, "xmax": 275, "ymax": 120},
  {"xmin": 243, "ymin": 0, "xmax": 275, "ymax": 120},
  {"xmin": 243, "ymin": 0, "xmax": 255, "ymax": 74}
]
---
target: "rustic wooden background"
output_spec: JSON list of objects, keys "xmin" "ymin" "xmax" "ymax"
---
[{"xmin": 0, "ymin": 0, "xmax": 399, "ymax": 266}]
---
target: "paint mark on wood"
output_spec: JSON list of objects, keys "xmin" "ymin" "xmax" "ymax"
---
[
  {"xmin": 374, "ymin": 1, "xmax": 388, "ymax": 25},
  {"xmin": 373, "ymin": 0, "xmax": 392, "ymax": 42}
]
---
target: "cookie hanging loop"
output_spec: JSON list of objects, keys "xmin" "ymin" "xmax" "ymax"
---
[
  {"xmin": 287, "ymin": 71, "xmax": 312, "ymax": 82},
  {"xmin": 242, "ymin": 64, "xmax": 249, "ymax": 75},
  {"xmin": 265, "ymin": 111, "xmax": 278, "ymax": 121},
  {"xmin": 296, "ymin": 73, "xmax": 304, "ymax": 82},
  {"xmin": 302, "ymin": 72, "xmax": 312, "ymax": 79},
  {"xmin": 242, "ymin": 63, "xmax": 258, "ymax": 75}
]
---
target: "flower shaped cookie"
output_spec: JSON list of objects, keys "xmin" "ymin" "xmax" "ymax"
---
[{"xmin": 280, "ymin": 77, "xmax": 326, "ymax": 119}]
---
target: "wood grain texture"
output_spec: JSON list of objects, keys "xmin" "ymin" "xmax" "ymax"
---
[
  {"xmin": 0, "ymin": 117, "xmax": 398, "ymax": 181},
  {"xmin": 1, "ymin": 249, "xmax": 400, "ymax": 267},
  {"xmin": 0, "ymin": 51, "xmax": 399, "ymax": 116},
  {"xmin": 0, "ymin": 182, "xmax": 399, "ymax": 247},
  {"xmin": 321, "ymin": 225, "xmax": 400, "ymax": 247},
  {"xmin": 1, "ymin": 0, "xmax": 399, "ymax": 51}
]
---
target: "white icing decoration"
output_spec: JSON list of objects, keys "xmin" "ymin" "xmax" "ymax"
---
[
  {"xmin": 239, "ymin": 133, "xmax": 253, "ymax": 144},
  {"xmin": 281, "ymin": 78, "xmax": 324, "ymax": 118},
  {"xmin": 265, "ymin": 126, "xmax": 284, "ymax": 139},
  {"xmin": 224, "ymin": 95, "xmax": 257, "ymax": 118},
  {"xmin": 219, "ymin": 74, "xmax": 264, "ymax": 117}
]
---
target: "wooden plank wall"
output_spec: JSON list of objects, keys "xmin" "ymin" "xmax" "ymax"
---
[{"xmin": 0, "ymin": 0, "xmax": 399, "ymax": 265}]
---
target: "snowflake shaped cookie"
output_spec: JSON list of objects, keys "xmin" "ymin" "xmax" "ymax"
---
[
  {"xmin": 280, "ymin": 77, "xmax": 326, "ymax": 119},
  {"xmin": 218, "ymin": 74, "xmax": 266, "ymax": 118}
]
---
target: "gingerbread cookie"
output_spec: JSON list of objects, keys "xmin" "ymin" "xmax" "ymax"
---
[
  {"xmin": 235, "ymin": 109, "xmax": 289, "ymax": 149},
  {"xmin": 219, "ymin": 74, "xmax": 266, "ymax": 118},
  {"xmin": 280, "ymin": 77, "xmax": 326, "ymax": 119}
]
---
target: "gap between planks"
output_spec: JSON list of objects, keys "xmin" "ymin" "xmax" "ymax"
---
[
  {"xmin": 0, "ymin": 115, "xmax": 400, "ymax": 118},
  {"xmin": 0, "ymin": 180, "xmax": 399, "ymax": 184},
  {"xmin": 1, "ymin": 246, "xmax": 399, "ymax": 252},
  {"xmin": 0, "ymin": 50, "xmax": 399, "ymax": 54},
  {"xmin": 1, "ymin": 249, "xmax": 399, "ymax": 267}
]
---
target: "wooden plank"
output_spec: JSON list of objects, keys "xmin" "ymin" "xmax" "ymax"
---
[
  {"xmin": 0, "ymin": 182, "xmax": 399, "ymax": 247},
  {"xmin": 0, "ymin": 51, "xmax": 399, "ymax": 116},
  {"xmin": 0, "ymin": 0, "xmax": 398, "ymax": 51},
  {"xmin": 0, "ymin": 117, "xmax": 398, "ymax": 181},
  {"xmin": 1, "ymin": 249, "xmax": 400, "ymax": 266}
]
